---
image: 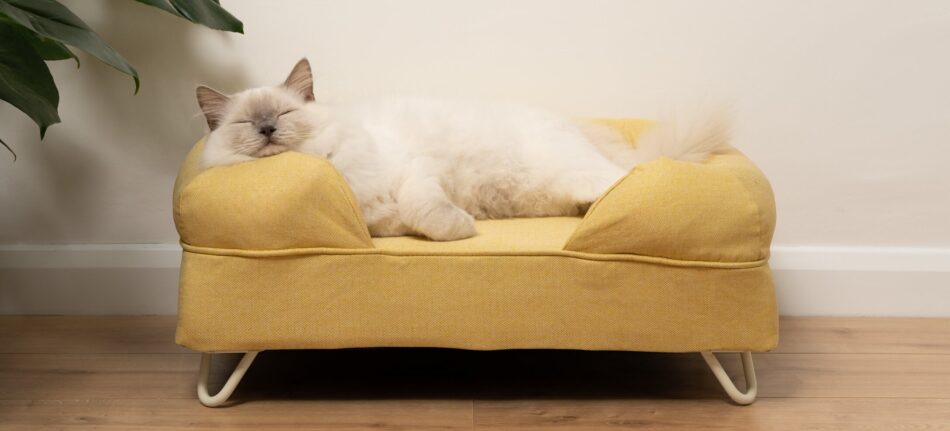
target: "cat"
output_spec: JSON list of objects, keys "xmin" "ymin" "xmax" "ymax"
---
[{"xmin": 197, "ymin": 58, "xmax": 729, "ymax": 241}]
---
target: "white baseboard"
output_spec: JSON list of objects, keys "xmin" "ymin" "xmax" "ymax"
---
[
  {"xmin": 1, "ymin": 244, "xmax": 948, "ymax": 316},
  {"xmin": 769, "ymin": 246, "xmax": 950, "ymax": 316},
  {"xmin": 0, "ymin": 245, "xmax": 182, "ymax": 315}
]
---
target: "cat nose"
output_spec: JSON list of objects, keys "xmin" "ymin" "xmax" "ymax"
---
[{"xmin": 259, "ymin": 125, "xmax": 276, "ymax": 137}]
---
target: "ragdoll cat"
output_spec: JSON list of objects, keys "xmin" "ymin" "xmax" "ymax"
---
[{"xmin": 197, "ymin": 59, "xmax": 729, "ymax": 241}]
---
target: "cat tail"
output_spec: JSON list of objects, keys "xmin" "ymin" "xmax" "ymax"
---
[{"xmin": 582, "ymin": 108, "xmax": 732, "ymax": 170}]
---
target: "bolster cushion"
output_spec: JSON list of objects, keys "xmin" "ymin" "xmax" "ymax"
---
[
  {"xmin": 563, "ymin": 149, "xmax": 776, "ymax": 263},
  {"xmin": 172, "ymin": 140, "xmax": 373, "ymax": 250}
]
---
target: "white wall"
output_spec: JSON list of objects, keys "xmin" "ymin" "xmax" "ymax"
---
[{"xmin": 1, "ymin": 1, "xmax": 949, "ymax": 314}]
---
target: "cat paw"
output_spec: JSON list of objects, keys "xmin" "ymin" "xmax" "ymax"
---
[{"xmin": 421, "ymin": 207, "xmax": 477, "ymax": 241}]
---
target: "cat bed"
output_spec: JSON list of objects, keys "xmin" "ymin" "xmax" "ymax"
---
[{"xmin": 173, "ymin": 119, "xmax": 778, "ymax": 407}]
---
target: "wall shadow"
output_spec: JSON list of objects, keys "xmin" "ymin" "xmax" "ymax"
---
[{"xmin": 4, "ymin": 1, "xmax": 252, "ymax": 242}]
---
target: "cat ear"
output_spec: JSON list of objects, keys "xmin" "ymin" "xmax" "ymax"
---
[
  {"xmin": 283, "ymin": 58, "xmax": 315, "ymax": 101},
  {"xmin": 196, "ymin": 86, "xmax": 230, "ymax": 130}
]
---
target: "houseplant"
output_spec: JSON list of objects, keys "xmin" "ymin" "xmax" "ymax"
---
[{"xmin": 0, "ymin": 0, "xmax": 243, "ymax": 159}]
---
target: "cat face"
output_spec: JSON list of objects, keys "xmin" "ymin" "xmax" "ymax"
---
[{"xmin": 196, "ymin": 59, "xmax": 317, "ymax": 158}]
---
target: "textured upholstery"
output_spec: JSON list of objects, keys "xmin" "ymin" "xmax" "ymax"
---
[
  {"xmin": 564, "ymin": 149, "xmax": 776, "ymax": 262},
  {"xmin": 173, "ymin": 119, "xmax": 779, "ymax": 353},
  {"xmin": 173, "ymin": 143, "xmax": 373, "ymax": 250}
]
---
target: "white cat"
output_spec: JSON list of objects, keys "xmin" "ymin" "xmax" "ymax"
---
[{"xmin": 197, "ymin": 59, "xmax": 729, "ymax": 241}]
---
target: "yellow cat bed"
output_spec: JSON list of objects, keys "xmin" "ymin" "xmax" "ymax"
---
[{"xmin": 173, "ymin": 119, "xmax": 778, "ymax": 406}]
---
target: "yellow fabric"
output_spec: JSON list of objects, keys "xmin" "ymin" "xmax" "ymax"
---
[
  {"xmin": 180, "ymin": 229, "xmax": 766, "ymax": 270},
  {"xmin": 564, "ymin": 149, "xmax": 777, "ymax": 262},
  {"xmin": 173, "ymin": 141, "xmax": 373, "ymax": 250},
  {"xmin": 372, "ymin": 217, "xmax": 582, "ymax": 252},
  {"xmin": 172, "ymin": 118, "xmax": 779, "ymax": 354},
  {"xmin": 176, "ymin": 250, "xmax": 778, "ymax": 353}
]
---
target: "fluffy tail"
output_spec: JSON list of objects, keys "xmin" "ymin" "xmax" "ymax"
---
[{"xmin": 583, "ymin": 109, "xmax": 732, "ymax": 170}]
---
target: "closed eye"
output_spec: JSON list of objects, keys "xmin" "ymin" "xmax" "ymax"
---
[
  {"xmin": 231, "ymin": 120, "xmax": 252, "ymax": 124},
  {"xmin": 278, "ymin": 109, "xmax": 296, "ymax": 117}
]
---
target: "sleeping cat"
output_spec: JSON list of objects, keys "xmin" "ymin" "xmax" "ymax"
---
[{"xmin": 197, "ymin": 58, "xmax": 729, "ymax": 241}]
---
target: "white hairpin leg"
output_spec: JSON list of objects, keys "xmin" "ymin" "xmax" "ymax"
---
[
  {"xmin": 197, "ymin": 351, "xmax": 260, "ymax": 407},
  {"xmin": 701, "ymin": 351, "xmax": 758, "ymax": 405}
]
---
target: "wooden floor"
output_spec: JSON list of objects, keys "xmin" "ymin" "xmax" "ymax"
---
[{"xmin": 1, "ymin": 317, "xmax": 949, "ymax": 430}]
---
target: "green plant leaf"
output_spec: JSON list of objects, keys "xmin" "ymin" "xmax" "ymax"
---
[
  {"xmin": 0, "ymin": 17, "xmax": 60, "ymax": 140},
  {"xmin": 31, "ymin": 36, "xmax": 79, "ymax": 65},
  {"xmin": 0, "ymin": 136, "xmax": 15, "ymax": 161},
  {"xmin": 133, "ymin": 0, "xmax": 243, "ymax": 33},
  {"xmin": 0, "ymin": 13, "xmax": 78, "ymax": 65},
  {"xmin": 0, "ymin": 0, "xmax": 139, "ymax": 92}
]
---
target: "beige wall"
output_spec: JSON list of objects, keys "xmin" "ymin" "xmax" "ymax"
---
[{"xmin": 2, "ymin": 0, "xmax": 949, "ymax": 247}]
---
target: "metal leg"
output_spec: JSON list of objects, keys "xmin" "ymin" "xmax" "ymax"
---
[
  {"xmin": 197, "ymin": 351, "xmax": 259, "ymax": 407},
  {"xmin": 701, "ymin": 351, "xmax": 758, "ymax": 405}
]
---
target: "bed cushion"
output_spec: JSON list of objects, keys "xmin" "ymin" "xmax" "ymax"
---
[
  {"xmin": 564, "ymin": 149, "xmax": 776, "ymax": 263},
  {"xmin": 372, "ymin": 217, "xmax": 581, "ymax": 252},
  {"xmin": 172, "ymin": 118, "xmax": 779, "ymax": 353},
  {"xmin": 173, "ymin": 143, "xmax": 373, "ymax": 251},
  {"xmin": 175, "ymin": 247, "xmax": 777, "ymax": 352}
]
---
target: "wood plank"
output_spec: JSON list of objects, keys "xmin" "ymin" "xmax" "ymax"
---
[
  {"xmin": 457, "ymin": 351, "xmax": 950, "ymax": 399},
  {"xmin": 473, "ymin": 398, "xmax": 950, "ymax": 430},
  {"xmin": 3, "ymin": 350, "xmax": 949, "ymax": 401},
  {"xmin": 749, "ymin": 353, "xmax": 950, "ymax": 398},
  {"xmin": 0, "ymin": 399, "xmax": 475, "ymax": 431},
  {"xmin": 776, "ymin": 317, "xmax": 950, "ymax": 354},
  {"xmin": 1, "ymin": 316, "xmax": 950, "ymax": 429},
  {"xmin": 4, "ymin": 398, "xmax": 948, "ymax": 431},
  {"xmin": 0, "ymin": 316, "xmax": 185, "ymax": 354},
  {"xmin": 0, "ymin": 353, "xmax": 198, "ymax": 400}
]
